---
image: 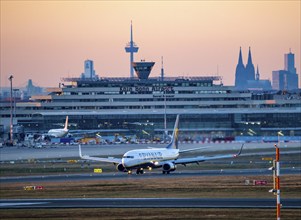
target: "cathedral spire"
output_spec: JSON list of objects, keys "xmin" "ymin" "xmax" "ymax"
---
[
  {"xmin": 235, "ymin": 47, "xmax": 246, "ymax": 89},
  {"xmin": 246, "ymin": 47, "xmax": 255, "ymax": 81},
  {"xmin": 238, "ymin": 47, "xmax": 244, "ymax": 65},
  {"xmin": 247, "ymin": 47, "xmax": 253, "ymax": 65}
]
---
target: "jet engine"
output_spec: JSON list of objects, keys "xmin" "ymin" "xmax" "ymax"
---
[
  {"xmin": 117, "ymin": 163, "xmax": 127, "ymax": 172},
  {"xmin": 162, "ymin": 162, "xmax": 176, "ymax": 172}
]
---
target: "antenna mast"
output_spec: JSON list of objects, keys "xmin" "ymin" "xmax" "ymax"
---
[
  {"xmin": 125, "ymin": 21, "xmax": 139, "ymax": 78},
  {"xmin": 161, "ymin": 56, "xmax": 165, "ymax": 80}
]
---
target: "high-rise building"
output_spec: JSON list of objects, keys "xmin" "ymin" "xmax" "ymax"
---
[
  {"xmin": 284, "ymin": 50, "xmax": 296, "ymax": 74},
  {"xmin": 26, "ymin": 79, "xmax": 43, "ymax": 96},
  {"xmin": 272, "ymin": 50, "xmax": 298, "ymax": 90},
  {"xmin": 81, "ymin": 60, "xmax": 96, "ymax": 79},
  {"xmin": 272, "ymin": 70, "xmax": 288, "ymax": 90}
]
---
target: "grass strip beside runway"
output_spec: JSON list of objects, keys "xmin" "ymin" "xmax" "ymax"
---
[
  {"xmin": 1, "ymin": 208, "xmax": 300, "ymax": 220},
  {"xmin": 1, "ymin": 175, "xmax": 300, "ymax": 199}
]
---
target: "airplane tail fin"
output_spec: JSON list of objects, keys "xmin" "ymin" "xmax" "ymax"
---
[
  {"xmin": 64, "ymin": 116, "xmax": 69, "ymax": 131},
  {"xmin": 166, "ymin": 115, "xmax": 180, "ymax": 149}
]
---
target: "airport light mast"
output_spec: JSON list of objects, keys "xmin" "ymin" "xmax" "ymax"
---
[
  {"xmin": 8, "ymin": 75, "xmax": 13, "ymax": 145},
  {"xmin": 125, "ymin": 21, "xmax": 139, "ymax": 78}
]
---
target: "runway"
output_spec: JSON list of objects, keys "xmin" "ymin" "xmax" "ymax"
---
[
  {"xmin": 1, "ymin": 167, "xmax": 300, "ymax": 183},
  {"xmin": 1, "ymin": 198, "xmax": 300, "ymax": 209}
]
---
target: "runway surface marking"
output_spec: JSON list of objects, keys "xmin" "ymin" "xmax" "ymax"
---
[
  {"xmin": 0, "ymin": 202, "xmax": 48, "ymax": 207},
  {"xmin": 1, "ymin": 198, "xmax": 300, "ymax": 209}
]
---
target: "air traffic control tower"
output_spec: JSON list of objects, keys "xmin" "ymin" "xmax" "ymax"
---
[
  {"xmin": 125, "ymin": 21, "xmax": 139, "ymax": 78},
  {"xmin": 133, "ymin": 61, "xmax": 155, "ymax": 80}
]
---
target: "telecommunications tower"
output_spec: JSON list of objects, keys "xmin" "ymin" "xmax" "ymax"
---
[{"xmin": 125, "ymin": 21, "xmax": 139, "ymax": 78}]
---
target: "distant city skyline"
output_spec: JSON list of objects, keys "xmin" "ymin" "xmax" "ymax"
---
[{"xmin": 1, "ymin": 1, "xmax": 300, "ymax": 88}]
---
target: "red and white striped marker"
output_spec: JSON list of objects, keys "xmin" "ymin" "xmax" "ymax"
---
[{"xmin": 274, "ymin": 144, "xmax": 281, "ymax": 220}]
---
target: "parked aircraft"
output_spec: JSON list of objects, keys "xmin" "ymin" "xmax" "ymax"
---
[
  {"xmin": 46, "ymin": 116, "xmax": 99, "ymax": 138},
  {"xmin": 47, "ymin": 116, "xmax": 69, "ymax": 138},
  {"xmin": 79, "ymin": 115, "xmax": 244, "ymax": 174}
]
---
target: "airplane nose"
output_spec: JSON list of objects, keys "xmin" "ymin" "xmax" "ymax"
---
[{"xmin": 122, "ymin": 158, "xmax": 128, "ymax": 167}]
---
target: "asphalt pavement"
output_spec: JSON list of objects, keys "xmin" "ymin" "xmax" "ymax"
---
[{"xmin": 1, "ymin": 198, "xmax": 300, "ymax": 209}]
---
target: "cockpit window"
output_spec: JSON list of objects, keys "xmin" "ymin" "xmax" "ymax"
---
[{"xmin": 122, "ymin": 156, "xmax": 134, "ymax": 159}]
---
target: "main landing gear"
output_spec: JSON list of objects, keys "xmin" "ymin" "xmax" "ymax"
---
[
  {"xmin": 136, "ymin": 168, "xmax": 144, "ymax": 175},
  {"xmin": 162, "ymin": 171, "xmax": 170, "ymax": 174},
  {"xmin": 127, "ymin": 169, "xmax": 144, "ymax": 174}
]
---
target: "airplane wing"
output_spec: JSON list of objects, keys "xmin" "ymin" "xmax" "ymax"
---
[
  {"xmin": 179, "ymin": 146, "xmax": 208, "ymax": 153},
  {"xmin": 174, "ymin": 144, "xmax": 244, "ymax": 165},
  {"xmin": 79, "ymin": 145, "xmax": 122, "ymax": 164}
]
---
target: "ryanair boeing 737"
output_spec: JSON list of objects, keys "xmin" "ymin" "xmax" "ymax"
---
[{"xmin": 79, "ymin": 115, "xmax": 244, "ymax": 174}]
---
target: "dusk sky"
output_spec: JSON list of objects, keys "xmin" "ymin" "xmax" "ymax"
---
[{"xmin": 1, "ymin": 1, "xmax": 300, "ymax": 88}]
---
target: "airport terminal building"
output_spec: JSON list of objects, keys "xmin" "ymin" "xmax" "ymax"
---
[{"xmin": 1, "ymin": 64, "xmax": 301, "ymax": 142}]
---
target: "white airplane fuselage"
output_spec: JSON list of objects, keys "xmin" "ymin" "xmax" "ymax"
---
[
  {"xmin": 122, "ymin": 148, "xmax": 179, "ymax": 169},
  {"xmin": 47, "ymin": 116, "xmax": 69, "ymax": 138},
  {"xmin": 47, "ymin": 129, "xmax": 68, "ymax": 138}
]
